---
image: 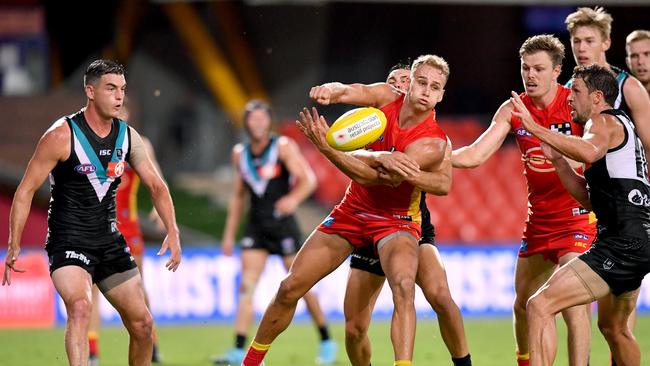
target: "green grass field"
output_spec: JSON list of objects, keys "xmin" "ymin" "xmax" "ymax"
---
[{"xmin": 2, "ymin": 316, "xmax": 649, "ymax": 366}]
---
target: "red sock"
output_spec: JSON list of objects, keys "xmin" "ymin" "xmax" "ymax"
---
[
  {"xmin": 88, "ymin": 332, "xmax": 99, "ymax": 357},
  {"xmin": 242, "ymin": 340, "xmax": 270, "ymax": 366},
  {"xmin": 516, "ymin": 352, "xmax": 529, "ymax": 366}
]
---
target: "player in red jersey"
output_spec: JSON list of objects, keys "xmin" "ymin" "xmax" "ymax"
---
[
  {"xmin": 342, "ymin": 62, "xmax": 471, "ymax": 366},
  {"xmin": 240, "ymin": 54, "xmax": 450, "ymax": 366},
  {"xmin": 88, "ymin": 104, "xmax": 166, "ymax": 365},
  {"xmin": 452, "ymin": 35, "xmax": 596, "ymax": 366}
]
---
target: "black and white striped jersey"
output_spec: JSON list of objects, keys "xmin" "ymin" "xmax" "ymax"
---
[{"xmin": 585, "ymin": 109, "xmax": 650, "ymax": 241}]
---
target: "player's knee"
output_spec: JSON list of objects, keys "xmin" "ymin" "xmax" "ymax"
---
[
  {"xmin": 525, "ymin": 295, "xmax": 548, "ymax": 319},
  {"xmin": 598, "ymin": 319, "xmax": 628, "ymax": 342},
  {"xmin": 239, "ymin": 277, "xmax": 258, "ymax": 301},
  {"xmin": 390, "ymin": 276, "xmax": 416, "ymax": 304},
  {"xmin": 126, "ymin": 311, "xmax": 154, "ymax": 340},
  {"xmin": 345, "ymin": 318, "xmax": 368, "ymax": 342},
  {"xmin": 423, "ymin": 284, "xmax": 453, "ymax": 311},
  {"xmin": 67, "ymin": 297, "xmax": 92, "ymax": 323},
  {"xmin": 276, "ymin": 276, "xmax": 305, "ymax": 304},
  {"xmin": 513, "ymin": 294, "xmax": 529, "ymax": 315}
]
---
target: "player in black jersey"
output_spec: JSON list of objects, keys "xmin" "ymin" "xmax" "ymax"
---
[
  {"xmin": 514, "ymin": 64, "xmax": 650, "ymax": 366},
  {"xmin": 212, "ymin": 100, "xmax": 336, "ymax": 365},
  {"xmin": 565, "ymin": 7, "xmax": 650, "ymax": 155},
  {"xmin": 2, "ymin": 60, "xmax": 181, "ymax": 366},
  {"xmin": 343, "ymin": 64, "xmax": 471, "ymax": 366}
]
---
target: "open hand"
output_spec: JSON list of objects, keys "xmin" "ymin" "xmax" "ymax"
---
[
  {"xmin": 510, "ymin": 91, "xmax": 538, "ymax": 134},
  {"xmin": 3, "ymin": 247, "xmax": 26, "ymax": 286},
  {"xmin": 377, "ymin": 151, "xmax": 420, "ymax": 178},
  {"xmin": 157, "ymin": 233, "xmax": 182, "ymax": 272},
  {"xmin": 296, "ymin": 107, "xmax": 330, "ymax": 151}
]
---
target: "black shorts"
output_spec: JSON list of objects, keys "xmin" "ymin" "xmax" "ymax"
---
[
  {"xmin": 47, "ymin": 241, "xmax": 138, "ymax": 288},
  {"xmin": 349, "ymin": 232, "xmax": 436, "ymax": 277},
  {"xmin": 578, "ymin": 236, "xmax": 650, "ymax": 296},
  {"xmin": 240, "ymin": 217, "xmax": 302, "ymax": 256}
]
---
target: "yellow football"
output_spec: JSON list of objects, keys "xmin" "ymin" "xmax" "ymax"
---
[{"xmin": 325, "ymin": 107, "xmax": 387, "ymax": 151}]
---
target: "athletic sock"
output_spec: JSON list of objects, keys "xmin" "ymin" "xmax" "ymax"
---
[
  {"xmin": 452, "ymin": 353, "xmax": 472, "ymax": 366},
  {"xmin": 88, "ymin": 331, "xmax": 99, "ymax": 357},
  {"xmin": 242, "ymin": 340, "xmax": 271, "ymax": 366},
  {"xmin": 611, "ymin": 353, "xmax": 617, "ymax": 366},
  {"xmin": 318, "ymin": 326, "xmax": 331, "ymax": 341},
  {"xmin": 235, "ymin": 334, "xmax": 247, "ymax": 349},
  {"xmin": 516, "ymin": 352, "xmax": 530, "ymax": 366},
  {"xmin": 394, "ymin": 360, "xmax": 412, "ymax": 366}
]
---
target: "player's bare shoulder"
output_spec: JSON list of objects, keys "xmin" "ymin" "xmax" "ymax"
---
[
  {"xmin": 40, "ymin": 117, "xmax": 72, "ymax": 161},
  {"xmin": 277, "ymin": 135, "xmax": 300, "ymax": 158},
  {"xmin": 232, "ymin": 143, "xmax": 245, "ymax": 165}
]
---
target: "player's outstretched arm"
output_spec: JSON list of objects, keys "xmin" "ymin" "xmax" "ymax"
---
[
  {"xmin": 623, "ymin": 76, "xmax": 650, "ymax": 153},
  {"xmin": 142, "ymin": 137, "xmax": 166, "ymax": 230},
  {"xmin": 275, "ymin": 137, "xmax": 317, "ymax": 216},
  {"xmin": 452, "ymin": 100, "xmax": 512, "ymax": 169},
  {"xmin": 4, "ymin": 120, "xmax": 69, "ymax": 285},
  {"xmin": 511, "ymin": 92, "xmax": 611, "ymax": 164},
  {"xmin": 297, "ymin": 107, "xmax": 416, "ymax": 185},
  {"xmin": 540, "ymin": 142, "xmax": 591, "ymax": 210},
  {"xmin": 309, "ymin": 82, "xmax": 400, "ymax": 108},
  {"xmin": 129, "ymin": 127, "xmax": 181, "ymax": 272}
]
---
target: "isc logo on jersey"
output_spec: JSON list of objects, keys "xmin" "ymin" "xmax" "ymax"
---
[
  {"xmin": 326, "ymin": 107, "xmax": 387, "ymax": 151},
  {"xmin": 524, "ymin": 146, "xmax": 554, "ymax": 173}
]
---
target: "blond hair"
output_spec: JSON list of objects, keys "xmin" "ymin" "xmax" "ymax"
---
[
  {"xmin": 565, "ymin": 7, "xmax": 613, "ymax": 41},
  {"xmin": 519, "ymin": 34, "xmax": 565, "ymax": 67},
  {"xmin": 411, "ymin": 54, "xmax": 450, "ymax": 82},
  {"xmin": 626, "ymin": 29, "xmax": 650, "ymax": 46}
]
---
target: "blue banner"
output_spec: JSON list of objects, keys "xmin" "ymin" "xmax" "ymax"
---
[{"xmin": 44, "ymin": 245, "xmax": 650, "ymax": 325}]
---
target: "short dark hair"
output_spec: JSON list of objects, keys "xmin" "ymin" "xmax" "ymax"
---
[
  {"xmin": 389, "ymin": 61, "xmax": 410, "ymax": 73},
  {"xmin": 84, "ymin": 59, "xmax": 125, "ymax": 86},
  {"xmin": 572, "ymin": 64, "xmax": 619, "ymax": 107}
]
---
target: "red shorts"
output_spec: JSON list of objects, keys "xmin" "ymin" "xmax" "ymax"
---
[
  {"xmin": 123, "ymin": 234, "xmax": 144, "ymax": 256},
  {"xmin": 120, "ymin": 222, "xmax": 144, "ymax": 256},
  {"xmin": 518, "ymin": 217, "xmax": 597, "ymax": 263},
  {"xmin": 317, "ymin": 204, "xmax": 421, "ymax": 249}
]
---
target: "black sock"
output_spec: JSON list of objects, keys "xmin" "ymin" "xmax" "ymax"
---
[
  {"xmin": 452, "ymin": 353, "xmax": 472, "ymax": 366},
  {"xmin": 318, "ymin": 326, "xmax": 330, "ymax": 341},
  {"xmin": 235, "ymin": 334, "xmax": 246, "ymax": 349},
  {"xmin": 611, "ymin": 358, "xmax": 617, "ymax": 366}
]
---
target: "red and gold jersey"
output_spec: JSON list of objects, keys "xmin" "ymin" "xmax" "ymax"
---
[
  {"xmin": 510, "ymin": 84, "xmax": 592, "ymax": 228},
  {"xmin": 337, "ymin": 94, "xmax": 447, "ymax": 226},
  {"xmin": 116, "ymin": 165, "xmax": 142, "ymax": 240}
]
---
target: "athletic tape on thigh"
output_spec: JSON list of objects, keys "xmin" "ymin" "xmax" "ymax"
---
[
  {"xmin": 376, "ymin": 231, "xmax": 417, "ymax": 252},
  {"xmin": 97, "ymin": 267, "xmax": 139, "ymax": 293}
]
